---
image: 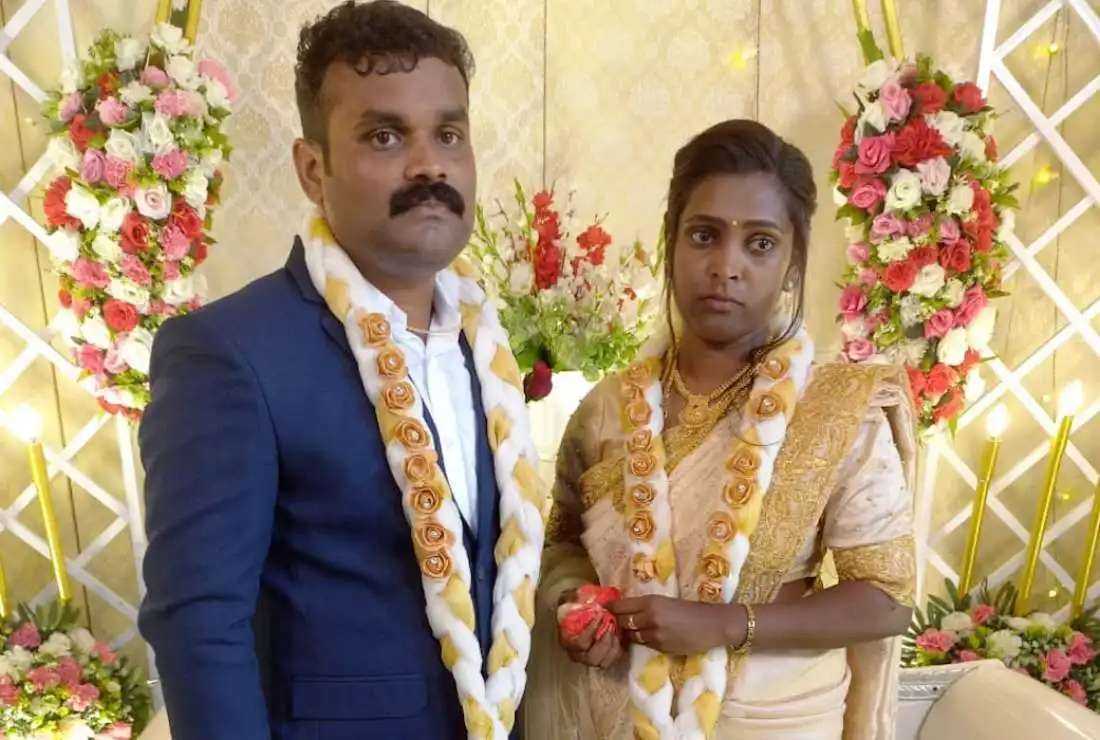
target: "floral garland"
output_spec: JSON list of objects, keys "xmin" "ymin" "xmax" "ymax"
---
[
  {"xmin": 300, "ymin": 211, "xmax": 546, "ymax": 739},
  {"xmin": 40, "ymin": 23, "xmax": 234, "ymax": 419},
  {"xmin": 830, "ymin": 55, "xmax": 1015, "ymax": 433},
  {"xmin": 465, "ymin": 181, "xmax": 660, "ymax": 400},
  {"xmin": 617, "ymin": 329, "xmax": 814, "ymax": 739}
]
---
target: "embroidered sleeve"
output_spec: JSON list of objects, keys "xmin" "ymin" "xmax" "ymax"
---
[{"xmin": 834, "ymin": 535, "xmax": 916, "ymax": 607}]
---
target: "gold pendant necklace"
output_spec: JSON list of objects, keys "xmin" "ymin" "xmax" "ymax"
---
[{"xmin": 665, "ymin": 351, "xmax": 758, "ymax": 428}]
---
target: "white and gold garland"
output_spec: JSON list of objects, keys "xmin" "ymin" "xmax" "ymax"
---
[
  {"xmin": 619, "ymin": 329, "xmax": 815, "ymax": 740},
  {"xmin": 301, "ymin": 210, "xmax": 548, "ymax": 739}
]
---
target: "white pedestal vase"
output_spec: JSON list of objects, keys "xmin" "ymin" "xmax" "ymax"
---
[{"xmin": 525, "ymin": 370, "xmax": 595, "ymax": 483}]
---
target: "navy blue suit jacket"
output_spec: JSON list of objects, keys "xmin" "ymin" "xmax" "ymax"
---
[{"xmin": 138, "ymin": 241, "xmax": 502, "ymax": 739}]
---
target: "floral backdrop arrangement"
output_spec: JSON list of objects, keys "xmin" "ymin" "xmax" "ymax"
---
[
  {"xmin": 906, "ymin": 580, "xmax": 1100, "ymax": 712},
  {"xmin": 40, "ymin": 23, "xmax": 235, "ymax": 420},
  {"xmin": 830, "ymin": 53, "xmax": 1016, "ymax": 433},
  {"xmin": 0, "ymin": 602, "xmax": 150, "ymax": 739},
  {"xmin": 465, "ymin": 181, "xmax": 660, "ymax": 400}
]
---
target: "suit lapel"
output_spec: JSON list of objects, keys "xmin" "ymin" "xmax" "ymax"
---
[{"xmin": 285, "ymin": 238, "xmax": 353, "ymax": 358}]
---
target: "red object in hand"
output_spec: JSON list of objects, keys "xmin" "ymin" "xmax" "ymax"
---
[
  {"xmin": 576, "ymin": 584, "xmax": 621, "ymax": 607},
  {"xmin": 558, "ymin": 584, "xmax": 622, "ymax": 641}
]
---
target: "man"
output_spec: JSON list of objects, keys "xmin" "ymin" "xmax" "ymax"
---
[{"xmin": 138, "ymin": 3, "xmax": 544, "ymax": 738}]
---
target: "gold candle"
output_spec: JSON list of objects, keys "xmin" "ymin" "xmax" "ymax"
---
[
  {"xmin": 0, "ymin": 555, "xmax": 9, "ymax": 621},
  {"xmin": 959, "ymin": 404, "xmax": 1009, "ymax": 596},
  {"xmin": 1017, "ymin": 381, "xmax": 1083, "ymax": 615},
  {"xmin": 1072, "ymin": 477, "xmax": 1100, "ymax": 618},
  {"xmin": 880, "ymin": 0, "xmax": 906, "ymax": 59},
  {"xmin": 7, "ymin": 405, "xmax": 72, "ymax": 603},
  {"xmin": 156, "ymin": 0, "xmax": 204, "ymax": 43}
]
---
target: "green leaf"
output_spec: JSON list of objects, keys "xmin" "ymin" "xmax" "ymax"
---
[{"xmin": 857, "ymin": 29, "xmax": 884, "ymax": 65}]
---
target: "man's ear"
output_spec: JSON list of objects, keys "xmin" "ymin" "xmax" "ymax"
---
[{"xmin": 292, "ymin": 137, "xmax": 326, "ymax": 208}]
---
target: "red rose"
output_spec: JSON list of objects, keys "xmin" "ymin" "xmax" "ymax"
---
[
  {"xmin": 68, "ymin": 114, "xmax": 96, "ymax": 153},
  {"xmin": 906, "ymin": 367, "xmax": 927, "ymax": 400},
  {"xmin": 926, "ymin": 363, "xmax": 959, "ymax": 397},
  {"xmin": 58, "ymin": 289, "xmax": 72, "ymax": 308},
  {"xmin": 849, "ymin": 177, "xmax": 887, "ymax": 212},
  {"xmin": 909, "ymin": 246, "xmax": 939, "ymax": 268},
  {"xmin": 170, "ymin": 200, "xmax": 204, "ymax": 240},
  {"xmin": 192, "ymin": 240, "xmax": 208, "ymax": 265},
  {"xmin": 959, "ymin": 349, "xmax": 981, "ymax": 376},
  {"xmin": 523, "ymin": 359, "xmax": 553, "ymax": 401},
  {"xmin": 44, "ymin": 177, "xmax": 81, "ymax": 230},
  {"xmin": 121, "ymin": 212, "xmax": 150, "ymax": 254},
  {"xmin": 103, "ymin": 300, "xmax": 140, "ymax": 333},
  {"xmin": 933, "ymin": 387, "xmax": 965, "ymax": 424},
  {"xmin": 855, "ymin": 133, "xmax": 895, "ymax": 176},
  {"xmin": 882, "ymin": 260, "xmax": 918, "ymax": 293},
  {"xmin": 892, "ymin": 118, "xmax": 952, "ymax": 167},
  {"xmin": 840, "ymin": 115, "xmax": 858, "ymax": 148},
  {"xmin": 913, "ymin": 82, "xmax": 948, "ymax": 114},
  {"xmin": 837, "ymin": 160, "xmax": 858, "ymax": 189},
  {"xmin": 939, "ymin": 240, "xmax": 973, "ymax": 274},
  {"xmin": 953, "ymin": 82, "xmax": 986, "ymax": 113}
]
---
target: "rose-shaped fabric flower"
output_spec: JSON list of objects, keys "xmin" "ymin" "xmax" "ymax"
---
[
  {"xmin": 752, "ymin": 390, "xmax": 783, "ymax": 420},
  {"xmin": 701, "ymin": 553, "xmax": 730, "ymax": 580},
  {"xmin": 626, "ymin": 399, "xmax": 652, "ymax": 427},
  {"xmin": 697, "ymin": 580, "xmax": 723, "ymax": 603},
  {"xmin": 357, "ymin": 313, "xmax": 390, "ymax": 346},
  {"xmin": 376, "ymin": 347, "xmax": 408, "ymax": 379},
  {"xmin": 723, "ymin": 478, "xmax": 755, "ymax": 508},
  {"xmin": 394, "ymin": 418, "xmax": 430, "ymax": 450},
  {"xmin": 382, "ymin": 380, "xmax": 416, "ymax": 411},
  {"xmin": 628, "ymin": 511, "xmax": 655, "ymax": 542},
  {"xmin": 632, "ymin": 553, "xmax": 657, "ymax": 582},
  {"xmin": 420, "ymin": 549, "xmax": 452, "ymax": 579},
  {"xmin": 707, "ymin": 512, "xmax": 736, "ymax": 543},
  {"xmin": 410, "ymin": 484, "xmax": 443, "ymax": 515},
  {"xmin": 404, "ymin": 452, "xmax": 438, "ymax": 485},
  {"xmin": 628, "ymin": 483, "xmax": 656, "ymax": 507},
  {"xmin": 627, "ymin": 428, "xmax": 653, "ymax": 453},
  {"xmin": 728, "ymin": 447, "xmax": 760, "ymax": 476},
  {"xmin": 414, "ymin": 521, "xmax": 449, "ymax": 551},
  {"xmin": 629, "ymin": 451, "xmax": 657, "ymax": 478}
]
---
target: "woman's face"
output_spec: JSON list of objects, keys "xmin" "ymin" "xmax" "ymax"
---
[{"xmin": 671, "ymin": 172, "xmax": 797, "ymax": 349}]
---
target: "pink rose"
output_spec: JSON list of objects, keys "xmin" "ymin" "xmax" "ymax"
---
[
  {"xmin": 27, "ymin": 666, "xmax": 60, "ymax": 692},
  {"xmin": 915, "ymin": 628, "xmax": 956, "ymax": 653},
  {"xmin": 71, "ymin": 297, "xmax": 91, "ymax": 318},
  {"xmin": 152, "ymin": 149, "xmax": 189, "ymax": 181},
  {"xmin": 104, "ymin": 344, "xmax": 128, "ymax": 374},
  {"xmin": 880, "ymin": 79, "xmax": 913, "ymax": 122},
  {"xmin": 58, "ymin": 92, "xmax": 82, "ymax": 122},
  {"xmin": 847, "ymin": 242, "xmax": 870, "ymax": 265},
  {"xmin": 81, "ymin": 148, "xmax": 106, "ymax": 184},
  {"xmin": 160, "ymin": 223, "xmax": 192, "ymax": 261},
  {"xmin": 95, "ymin": 96, "xmax": 131, "ymax": 126},
  {"xmin": 954, "ymin": 285, "xmax": 988, "ymax": 327},
  {"xmin": 849, "ymin": 178, "xmax": 888, "ymax": 212},
  {"xmin": 1043, "ymin": 648, "xmax": 1071, "ymax": 683},
  {"xmin": 9, "ymin": 621, "xmax": 41, "ymax": 649},
  {"xmin": 67, "ymin": 682, "xmax": 100, "ymax": 712},
  {"xmin": 871, "ymin": 212, "xmax": 906, "ymax": 241},
  {"xmin": 845, "ymin": 338, "xmax": 876, "ymax": 362},
  {"xmin": 154, "ymin": 90, "xmax": 189, "ymax": 119},
  {"xmin": 859, "ymin": 268, "xmax": 878, "ymax": 287},
  {"xmin": 56, "ymin": 656, "xmax": 83, "ymax": 689},
  {"xmin": 957, "ymin": 649, "xmax": 981, "ymax": 662},
  {"xmin": 838, "ymin": 285, "xmax": 869, "ymax": 321},
  {"xmin": 104, "ymin": 156, "xmax": 132, "ymax": 189},
  {"xmin": 856, "ymin": 134, "xmax": 896, "ymax": 176},
  {"xmin": 938, "ymin": 217, "xmax": 961, "ymax": 245},
  {"xmin": 93, "ymin": 641, "xmax": 118, "ymax": 665},
  {"xmin": 163, "ymin": 260, "xmax": 182, "ymax": 281},
  {"xmin": 72, "ymin": 258, "xmax": 110, "ymax": 289},
  {"xmin": 141, "ymin": 66, "xmax": 170, "ymax": 89},
  {"xmin": 0, "ymin": 675, "xmax": 19, "ymax": 707},
  {"xmin": 121, "ymin": 254, "xmax": 152, "ymax": 286},
  {"xmin": 1068, "ymin": 632, "xmax": 1097, "ymax": 666},
  {"xmin": 77, "ymin": 344, "xmax": 106, "ymax": 374},
  {"xmin": 1063, "ymin": 679, "xmax": 1088, "ymax": 705},
  {"xmin": 104, "ymin": 722, "xmax": 133, "ymax": 739},
  {"xmin": 970, "ymin": 603, "xmax": 996, "ymax": 626},
  {"xmin": 908, "ymin": 214, "xmax": 934, "ymax": 239},
  {"xmin": 924, "ymin": 309, "xmax": 956, "ymax": 339},
  {"xmin": 198, "ymin": 58, "xmax": 238, "ymax": 102}
]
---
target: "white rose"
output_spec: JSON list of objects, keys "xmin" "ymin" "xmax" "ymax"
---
[
  {"xmin": 135, "ymin": 182, "xmax": 172, "ymax": 220},
  {"xmin": 164, "ymin": 274, "xmax": 196, "ymax": 306},
  {"xmin": 151, "ymin": 22, "xmax": 188, "ymax": 54},
  {"xmin": 937, "ymin": 327, "xmax": 969, "ymax": 366},
  {"xmin": 0, "ymin": 655, "xmax": 18, "ymax": 680},
  {"xmin": 182, "ymin": 169, "xmax": 209, "ymax": 209},
  {"xmin": 1030, "ymin": 612, "xmax": 1057, "ymax": 631},
  {"xmin": 68, "ymin": 627, "xmax": 96, "ymax": 654},
  {"xmin": 987, "ymin": 629, "xmax": 1023, "ymax": 660},
  {"xmin": 107, "ymin": 278, "xmax": 151, "ymax": 310},
  {"xmin": 58, "ymin": 60, "xmax": 82, "ymax": 94},
  {"xmin": 941, "ymin": 278, "xmax": 965, "ymax": 308},
  {"xmin": 47, "ymin": 135, "xmax": 80, "ymax": 171},
  {"xmin": 941, "ymin": 611, "xmax": 974, "ymax": 633},
  {"xmin": 81, "ymin": 314, "xmax": 112, "ymax": 348},
  {"xmin": 99, "ymin": 197, "xmax": 131, "ymax": 234},
  {"xmin": 928, "ymin": 111, "xmax": 966, "ymax": 146},
  {"xmin": 92, "ymin": 232, "xmax": 123, "ymax": 262},
  {"xmin": 967, "ymin": 306, "xmax": 997, "ymax": 352},
  {"xmin": 114, "ymin": 37, "xmax": 146, "ymax": 72},
  {"xmin": 204, "ymin": 79, "xmax": 231, "ymax": 110},
  {"xmin": 877, "ymin": 236, "xmax": 913, "ymax": 263},
  {"xmin": 997, "ymin": 208, "xmax": 1015, "ymax": 242},
  {"xmin": 48, "ymin": 229, "xmax": 81, "ymax": 262},
  {"xmin": 120, "ymin": 80, "xmax": 153, "ymax": 107},
  {"xmin": 841, "ymin": 317, "xmax": 867, "ymax": 341},
  {"xmin": 959, "ymin": 131, "xmax": 987, "ymax": 163},
  {"xmin": 142, "ymin": 112, "xmax": 176, "ymax": 155},
  {"xmin": 916, "ymin": 156, "xmax": 951, "ymax": 197},
  {"xmin": 64, "ymin": 183, "xmax": 100, "ymax": 230},
  {"xmin": 899, "ymin": 294, "xmax": 931, "ymax": 327},
  {"xmin": 1005, "ymin": 616, "xmax": 1032, "ymax": 632},
  {"xmin": 50, "ymin": 309, "xmax": 82, "ymax": 346},
  {"xmin": 886, "ymin": 170, "xmax": 923, "ymax": 212},
  {"xmin": 832, "ymin": 185, "xmax": 847, "ymax": 207},
  {"xmin": 59, "ymin": 719, "xmax": 96, "ymax": 740},
  {"xmin": 119, "ymin": 327, "xmax": 154, "ymax": 374},
  {"xmin": 199, "ymin": 148, "xmax": 223, "ymax": 178},
  {"xmin": 910, "ymin": 264, "xmax": 946, "ymax": 298},
  {"xmin": 8, "ymin": 646, "xmax": 33, "ymax": 672},
  {"xmin": 860, "ymin": 100, "xmax": 888, "ymax": 135},
  {"xmin": 39, "ymin": 632, "xmax": 72, "ymax": 658},
  {"xmin": 508, "ymin": 262, "xmax": 533, "ymax": 294},
  {"xmin": 857, "ymin": 60, "xmax": 892, "ymax": 97},
  {"xmin": 105, "ymin": 128, "xmax": 141, "ymax": 164},
  {"xmin": 902, "ymin": 338, "xmax": 931, "ymax": 365},
  {"xmin": 946, "ymin": 183, "xmax": 975, "ymax": 216},
  {"xmin": 965, "ymin": 369, "xmax": 985, "ymax": 402},
  {"xmin": 166, "ymin": 55, "xmax": 199, "ymax": 90}
]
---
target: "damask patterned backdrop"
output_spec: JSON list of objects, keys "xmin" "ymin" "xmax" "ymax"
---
[{"xmin": 1, "ymin": 0, "xmax": 1098, "ymax": 667}]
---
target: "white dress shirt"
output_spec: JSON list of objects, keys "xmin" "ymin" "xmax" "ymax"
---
[{"xmin": 362, "ymin": 270, "xmax": 480, "ymax": 535}]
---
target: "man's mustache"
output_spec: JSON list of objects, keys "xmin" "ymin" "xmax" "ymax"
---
[{"xmin": 390, "ymin": 181, "xmax": 466, "ymax": 218}]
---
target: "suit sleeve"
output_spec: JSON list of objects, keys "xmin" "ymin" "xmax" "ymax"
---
[{"xmin": 137, "ymin": 312, "xmax": 277, "ymax": 739}]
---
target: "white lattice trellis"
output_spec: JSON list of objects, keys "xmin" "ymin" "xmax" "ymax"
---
[
  {"xmin": 916, "ymin": 0, "xmax": 1100, "ymax": 620},
  {"xmin": 0, "ymin": 0, "xmax": 151, "ymax": 674}
]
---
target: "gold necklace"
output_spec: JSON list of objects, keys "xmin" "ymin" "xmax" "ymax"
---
[{"xmin": 665, "ymin": 351, "xmax": 758, "ymax": 428}]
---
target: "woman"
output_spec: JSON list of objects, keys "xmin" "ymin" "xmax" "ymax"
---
[{"xmin": 525, "ymin": 120, "xmax": 917, "ymax": 739}]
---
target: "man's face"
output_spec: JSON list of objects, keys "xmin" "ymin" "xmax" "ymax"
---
[{"xmin": 295, "ymin": 56, "xmax": 476, "ymax": 283}]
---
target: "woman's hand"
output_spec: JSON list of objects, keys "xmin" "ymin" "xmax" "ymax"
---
[
  {"xmin": 608, "ymin": 595, "xmax": 746, "ymax": 655},
  {"xmin": 558, "ymin": 611, "xmax": 625, "ymax": 668}
]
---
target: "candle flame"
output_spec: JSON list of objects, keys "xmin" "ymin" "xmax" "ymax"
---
[
  {"xmin": 5, "ymin": 404, "xmax": 43, "ymax": 443},
  {"xmin": 1058, "ymin": 381, "xmax": 1084, "ymax": 419},
  {"xmin": 986, "ymin": 404, "xmax": 1010, "ymax": 438}
]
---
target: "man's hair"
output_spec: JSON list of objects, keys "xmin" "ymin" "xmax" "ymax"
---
[{"xmin": 294, "ymin": 0, "xmax": 475, "ymax": 151}]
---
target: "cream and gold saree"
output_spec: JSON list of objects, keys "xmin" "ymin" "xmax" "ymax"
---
[{"xmin": 524, "ymin": 362, "xmax": 917, "ymax": 739}]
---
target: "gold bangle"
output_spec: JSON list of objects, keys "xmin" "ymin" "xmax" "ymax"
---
[{"xmin": 732, "ymin": 604, "xmax": 756, "ymax": 655}]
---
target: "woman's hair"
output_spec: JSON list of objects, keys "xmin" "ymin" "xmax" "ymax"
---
[{"xmin": 662, "ymin": 119, "xmax": 817, "ymax": 361}]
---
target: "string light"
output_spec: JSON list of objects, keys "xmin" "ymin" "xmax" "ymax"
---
[
  {"xmin": 726, "ymin": 47, "xmax": 757, "ymax": 71},
  {"xmin": 1032, "ymin": 164, "xmax": 1060, "ymax": 188},
  {"xmin": 1032, "ymin": 41, "xmax": 1061, "ymax": 60}
]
